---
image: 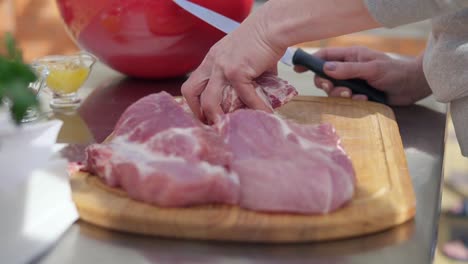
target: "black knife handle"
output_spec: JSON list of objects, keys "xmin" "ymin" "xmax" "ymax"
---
[{"xmin": 292, "ymin": 48, "xmax": 387, "ymax": 104}]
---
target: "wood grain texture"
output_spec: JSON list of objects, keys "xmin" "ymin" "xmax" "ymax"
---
[{"xmin": 71, "ymin": 96, "xmax": 416, "ymax": 243}]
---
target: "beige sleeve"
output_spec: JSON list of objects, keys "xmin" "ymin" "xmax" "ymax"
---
[
  {"xmin": 450, "ymin": 97, "xmax": 468, "ymax": 156},
  {"xmin": 364, "ymin": 0, "xmax": 468, "ymax": 27}
]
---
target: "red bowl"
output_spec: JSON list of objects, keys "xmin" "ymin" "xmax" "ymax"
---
[{"xmin": 56, "ymin": 0, "xmax": 254, "ymax": 78}]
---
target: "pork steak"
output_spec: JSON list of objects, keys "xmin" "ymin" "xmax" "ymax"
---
[
  {"xmin": 215, "ymin": 110, "xmax": 355, "ymax": 214},
  {"xmin": 84, "ymin": 87, "xmax": 355, "ymax": 214},
  {"xmin": 84, "ymin": 92, "xmax": 240, "ymax": 207}
]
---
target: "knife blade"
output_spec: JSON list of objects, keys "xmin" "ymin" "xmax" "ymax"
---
[{"xmin": 173, "ymin": 0, "xmax": 387, "ymax": 104}]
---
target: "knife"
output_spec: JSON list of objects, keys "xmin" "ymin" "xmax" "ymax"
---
[{"xmin": 173, "ymin": 0, "xmax": 388, "ymax": 104}]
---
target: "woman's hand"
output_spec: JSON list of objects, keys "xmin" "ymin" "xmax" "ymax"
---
[
  {"xmin": 181, "ymin": 0, "xmax": 381, "ymax": 123},
  {"xmin": 181, "ymin": 23, "xmax": 283, "ymax": 124},
  {"xmin": 296, "ymin": 46, "xmax": 431, "ymax": 105},
  {"xmin": 181, "ymin": 11, "xmax": 284, "ymax": 124}
]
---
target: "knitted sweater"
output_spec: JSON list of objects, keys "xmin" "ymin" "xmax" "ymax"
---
[{"xmin": 365, "ymin": 0, "xmax": 468, "ymax": 155}]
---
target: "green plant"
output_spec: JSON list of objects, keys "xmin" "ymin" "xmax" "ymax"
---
[{"xmin": 0, "ymin": 32, "xmax": 39, "ymax": 123}]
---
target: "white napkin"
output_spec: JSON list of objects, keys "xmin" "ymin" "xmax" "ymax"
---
[{"xmin": 0, "ymin": 109, "xmax": 79, "ymax": 264}]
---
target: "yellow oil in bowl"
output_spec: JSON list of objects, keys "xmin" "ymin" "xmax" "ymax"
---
[
  {"xmin": 31, "ymin": 52, "xmax": 97, "ymax": 110},
  {"xmin": 46, "ymin": 65, "xmax": 90, "ymax": 94}
]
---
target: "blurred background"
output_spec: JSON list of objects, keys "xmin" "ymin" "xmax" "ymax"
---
[
  {"xmin": 1, "ymin": 1, "xmax": 467, "ymax": 263},
  {"xmin": 0, "ymin": 0, "xmax": 431, "ymax": 62},
  {"xmin": 0, "ymin": 0, "xmax": 78, "ymax": 62}
]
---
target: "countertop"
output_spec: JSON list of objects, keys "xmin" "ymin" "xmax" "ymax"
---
[{"xmin": 35, "ymin": 61, "xmax": 447, "ymax": 264}]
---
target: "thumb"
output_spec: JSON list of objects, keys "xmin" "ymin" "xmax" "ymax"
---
[{"xmin": 323, "ymin": 61, "xmax": 380, "ymax": 81}]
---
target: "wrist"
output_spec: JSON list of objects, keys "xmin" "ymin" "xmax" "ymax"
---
[
  {"xmin": 408, "ymin": 54, "xmax": 432, "ymax": 99},
  {"xmin": 258, "ymin": 0, "xmax": 380, "ymax": 49},
  {"xmin": 256, "ymin": 0, "xmax": 311, "ymax": 49},
  {"xmin": 253, "ymin": 1, "xmax": 291, "ymax": 51},
  {"xmin": 412, "ymin": 55, "xmax": 430, "ymax": 89}
]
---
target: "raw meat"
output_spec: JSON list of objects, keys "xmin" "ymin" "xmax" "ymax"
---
[
  {"xmin": 84, "ymin": 87, "xmax": 355, "ymax": 214},
  {"xmin": 84, "ymin": 92, "xmax": 240, "ymax": 207},
  {"xmin": 215, "ymin": 110, "xmax": 355, "ymax": 214},
  {"xmin": 221, "ymin": 72, "xmax": 298, "ymax": 113},
  {"xmin": 113, "ymin": 92, "xmax": 199, "ymax": 142},
  {"xmin": 85, "ymin": 139, "xmax": 239, "ymax": 207}
]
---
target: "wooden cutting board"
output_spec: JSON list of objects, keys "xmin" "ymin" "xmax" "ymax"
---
[{"xmin": 71, "ymin": 96, "xmax": 416, "ymax": 243}]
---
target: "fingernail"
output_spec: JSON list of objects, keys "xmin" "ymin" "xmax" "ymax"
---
[
  {"xmin": 324, "ymin": 62, "xmax": 337, "ymax": 71},
  {"xmin": 321, "ymin": 82, "xmax": 330, "ymax": 92},
  {"xmin": 340, "ymin": 91, "xmax": 351, "ymax": 98}
]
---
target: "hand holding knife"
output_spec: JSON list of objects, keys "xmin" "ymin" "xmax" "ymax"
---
[{"xmin": 173, "ymin": 0, "xmax": 387, "ymax": 104}]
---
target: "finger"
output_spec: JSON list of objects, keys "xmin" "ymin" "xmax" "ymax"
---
[
  {"xmin": 294, "ymin": 65, "xmax": 308, "ymax": 73},
  {"xmin": 352, "ymin": 94, "xmax": 368, "ymax": 101},
  {"xmin": 269, "ymin": 66, "xmax": 278, "ymax": 75},
  {"xmin": 323, "ymin": 61, "xmax": 381, "ymax": 81},
  {"xmin": 314, "ymin": 76, "xmax": 333, "ymax": 94},
  {"xmin": 200, "ymin": 69, "xmax": 225, "ymax": 124},
  {"xmin": 181, "ymin": 71, "xmax": 209, "ymax": 120},
  {"xmin": 236, "ymin": 81, "xmax": 273, "ymax": 113},
  {"xmin": 313, "ymin": 47, "xmax": 357, "ymax": 62},
  {"xmin": 329, "ymin": 87, "xmax": 352, "ymax": 98},
  {"xmin": 224, "ymin": 69, "xmax": 272, "ymax": 113},
  {"xmin": 313, "ymin": 46, "xmax": 377, "ymax": 62}
]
